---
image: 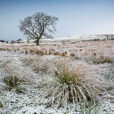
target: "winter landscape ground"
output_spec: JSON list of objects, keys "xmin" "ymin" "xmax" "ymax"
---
[{"xmin": 0, "ymin": 38, "xmax": 114, "ymax": 114}]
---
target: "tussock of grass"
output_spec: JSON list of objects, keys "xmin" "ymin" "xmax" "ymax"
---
[
  {"xmin": 1, "ymin": 60, "xmax": 26, "ymax": 93},
  {"xmin": 3, "ymin": 76, "xmax": 21, "ymax": 88},
  {"xmin": 3, "ymin": 76, "xmax": 24, "ymax": 93},
  {"xmin": 22, "ymin": 56, "xmax": 41, "ymax": 72},
  {"xmin": 38, "ymin": 60, "xmax": 105, "ymax": 108},
  {"xmin": 21, "ymin": 56, "xmax": 52, "ymax": 73},
  {"xmin": 90, "ymin": 55, "xmax": 114, "ymax": 64}
]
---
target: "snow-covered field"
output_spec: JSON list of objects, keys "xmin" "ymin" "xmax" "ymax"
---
[{"xmin": 0, "ymin": 39, "xmax": 114, "ymax": 114}]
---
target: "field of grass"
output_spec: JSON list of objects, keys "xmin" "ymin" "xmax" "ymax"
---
[{"xmin": 0, "ymin": 39, "xmax": 114, "ymax": 114}]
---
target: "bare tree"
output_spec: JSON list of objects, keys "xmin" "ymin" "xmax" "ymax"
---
[{"xmin": 19, "ymin": 12, "xmax": 58, "ymax": 45}]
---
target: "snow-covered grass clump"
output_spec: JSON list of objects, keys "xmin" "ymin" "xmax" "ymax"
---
[{"xmin": 37, "ymin": 60, "xmax": 106, "ymax": 109}]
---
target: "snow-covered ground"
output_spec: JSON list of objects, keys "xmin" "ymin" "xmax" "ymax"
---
[
  {"xmin": 0, "ymin": 50, "xmax": 114, "ymax": 114},
  {"xmin": 22, "ymin": 34, "xmax": 114, "ymax": 43}
]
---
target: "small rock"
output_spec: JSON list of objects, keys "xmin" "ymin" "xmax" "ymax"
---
[{"xmin": 0, "ymin": 100, "xmax": 3, "ymax": 108}]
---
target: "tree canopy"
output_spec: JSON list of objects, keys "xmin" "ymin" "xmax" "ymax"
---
[{"xmin": 19, "ymin": 12, "xmax": 58, "ymax": 45}]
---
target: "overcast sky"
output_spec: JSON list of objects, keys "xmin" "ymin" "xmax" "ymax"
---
[{"xmin": 0, "ymin": 0, "xmax": 114, "ymax": 41}]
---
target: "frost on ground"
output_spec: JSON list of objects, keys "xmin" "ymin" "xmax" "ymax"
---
[{"xmin": 0, "ymin": 47, "xmax": 114, "ymax": 114}]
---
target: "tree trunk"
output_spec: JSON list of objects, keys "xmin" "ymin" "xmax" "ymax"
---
[{"xmin": 36, "ymin": 38, "xmax": 40, "ymax": 45}]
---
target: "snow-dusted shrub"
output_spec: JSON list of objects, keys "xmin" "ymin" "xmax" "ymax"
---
[{"xmin": 38, "ymin": 60, "xmax": 104, "ymax": 108}]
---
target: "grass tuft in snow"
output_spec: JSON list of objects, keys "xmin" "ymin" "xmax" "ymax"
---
[
  {"xmin": 90, "ymin": 55, "xmax": 114, "ymax": 64},
  {"xmin": 38, "ymin": 60, "xmax": 105, "ymax": 108},
  {"xmin": 3, "ymin": 76, "xmax": 25, "ymax": 93},
  {"xmin": 21, "ymin": 56, "xmax": 50, "ymax": 73}
]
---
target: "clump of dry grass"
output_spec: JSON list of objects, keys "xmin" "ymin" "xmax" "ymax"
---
[
  {"xmin": 70, "ymin": 52, "xmax": 75, "ymax": 57},
  {"xmin": 21, "ymin": 56, "xmax": 41, "ymax": 73},
  {"xmin": 90, "ymin": 54, "xmax": 114, "ymax": 64},
  {"xmin": 21, "ymin": 56, "xmax": 51, "ymax": 73},
  {"xmin": 38, "ymin": 60, "xmax": 105, "ymax": 108},
  {"xmin": 1, "ymin": 60, "xmax": 26, "ymax": 93},
  {"xmin": 3, "ymin": 76, "xmax": 25, "ymax": 93},
  {"xmin": 3, "ymin": 76, "xmax": 21, "ymax": 88},
  {"xmin": 0, "ymin": 58, "xmax": 31, "ymax": 92}
]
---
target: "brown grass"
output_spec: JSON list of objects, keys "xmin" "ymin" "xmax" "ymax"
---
[{"xmin": 38, "ymin": 60, "xmax": 105, "ymax": 108}]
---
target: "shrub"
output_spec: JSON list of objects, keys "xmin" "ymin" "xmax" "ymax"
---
[{"xmin": 38, "ymin": 61, "xmax": 104, "ymax": 108}]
